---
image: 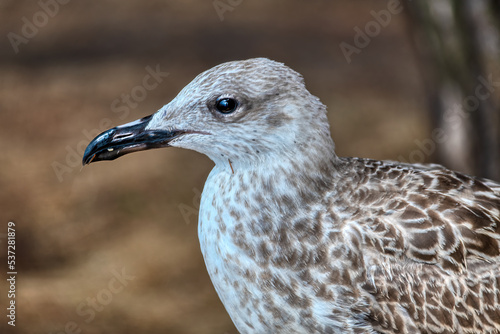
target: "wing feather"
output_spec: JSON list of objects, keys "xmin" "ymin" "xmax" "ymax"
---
[
  {"xmin": 340, "ymin": 159, "xmax": 500, "ymax": 332},
  {"xmin": 343, "ymin": 158, "xmax": 500, "ymax": 273}
]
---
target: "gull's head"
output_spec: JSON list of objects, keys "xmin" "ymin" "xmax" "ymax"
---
[{"xmin": 83, "ymin": 58, "xmax": 334, "ymax": 168}]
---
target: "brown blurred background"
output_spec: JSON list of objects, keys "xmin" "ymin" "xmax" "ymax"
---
[{"xmin": 0, "ymin": 1, "xmax": 498, "ymax": 333}]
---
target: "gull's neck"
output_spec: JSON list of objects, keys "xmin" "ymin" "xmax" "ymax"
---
[
  {"xmin": 212, "ymin": 130, "xmax": 339, "ymax": 178},
  {"xmin": 200, "ymin": 133, "xmax": 340, "ymax": 232}
]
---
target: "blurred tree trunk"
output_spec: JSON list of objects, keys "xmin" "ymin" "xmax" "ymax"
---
[{"xmin": 404, "ymin": 0, "xmax": 500, "ymax": 181}]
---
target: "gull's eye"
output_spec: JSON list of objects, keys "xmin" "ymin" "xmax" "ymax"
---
[{"xmin": 215, "ymin": 97, "xmax": 238, "ymax": 114}]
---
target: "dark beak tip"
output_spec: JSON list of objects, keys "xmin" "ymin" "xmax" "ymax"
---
[
  {"xmin": 82, "ymin": 143, "xmax": 95, "ymax": 166},
  {"xmin": 81, "ymin": 127, "xmax": 116, "ymax": 165},
  {"xmin": 82, "ymin": 151, "xmax": 94, "ymax": 166}
]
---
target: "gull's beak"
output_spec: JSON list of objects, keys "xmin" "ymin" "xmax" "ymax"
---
[{"xmin": 82, "ymin": 114, "xmax": 185, "ymax": 165}]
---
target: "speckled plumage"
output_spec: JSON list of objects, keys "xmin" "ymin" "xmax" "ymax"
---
[{"xmin": 84, "ymin": 58, "xmax": 500, "ymax": 334}]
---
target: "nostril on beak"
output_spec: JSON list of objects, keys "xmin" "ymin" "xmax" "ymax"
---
[{"xmin": 114, "ymin": 133, "xmax": 134, "ymax": 140}]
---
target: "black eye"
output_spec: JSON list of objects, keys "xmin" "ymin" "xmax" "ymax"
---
[{"xmin": 215, "ymin": 97, "xmax": 238, "ymax": 114}]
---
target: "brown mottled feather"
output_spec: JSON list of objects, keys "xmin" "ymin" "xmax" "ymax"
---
[
  {"xmin": 336, "ymin": 158, "xmax": 500, "ymax": 333},
  {"xmin": 345, "ymin": 159, "xmax": 500, "ymax": 270}
]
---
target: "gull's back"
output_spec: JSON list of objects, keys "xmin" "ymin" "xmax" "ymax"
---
[{"xmin": 331, "ymin": 157, "xmax": 500, "ymax": 333}]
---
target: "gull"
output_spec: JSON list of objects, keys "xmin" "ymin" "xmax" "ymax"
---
[{"xmin": 83, "ymin": 58, "xmax": 500, "ymax": 334}]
